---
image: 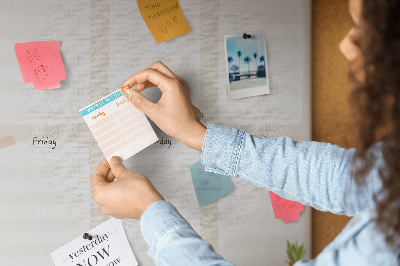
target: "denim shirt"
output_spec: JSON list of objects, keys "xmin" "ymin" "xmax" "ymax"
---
[{"xmin": 140, "ymin": 124, "xmax": 399, "ymax": 265}]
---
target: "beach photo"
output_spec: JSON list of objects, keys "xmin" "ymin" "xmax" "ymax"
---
[{"xmin": 224, "ymin": 31, "xmax": 270, "ymax": 100}]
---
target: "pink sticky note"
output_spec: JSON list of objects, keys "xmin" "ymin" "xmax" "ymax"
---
[
  {"xmin": 269, "ymin": 191, "xmax": 304, "ymax": 223},
  {"xmin": 14, "ymin": 41, "xmax": 66, "ymax": 90}
]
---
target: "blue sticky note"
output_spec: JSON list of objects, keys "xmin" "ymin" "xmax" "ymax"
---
[{"xmin": 189, "ymin": 160, "xmax": 233, "ymax": 208}]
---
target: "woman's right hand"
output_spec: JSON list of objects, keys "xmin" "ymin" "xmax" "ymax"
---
[{"xmin": 120, "ymin": 61, "xmax": 207, "ymax": 151}]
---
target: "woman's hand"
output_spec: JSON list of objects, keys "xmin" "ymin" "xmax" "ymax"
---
[
  {"xmin": 120, "ymin": 61, "xmax": 206, "ymax": 151},
  {"xmin": 91, "ymin": 157, "xmax": 164, "ymax": 220}
]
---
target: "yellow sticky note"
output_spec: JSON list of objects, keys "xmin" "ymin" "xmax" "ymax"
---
[{"xmin": 137, "ymin": 0, "xmax": 191, "ymax": 44}]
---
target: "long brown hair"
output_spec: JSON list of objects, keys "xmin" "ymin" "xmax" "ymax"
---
[{"xmin": 350, "ymin": 0, "xmax": 400, "ymax": 252}]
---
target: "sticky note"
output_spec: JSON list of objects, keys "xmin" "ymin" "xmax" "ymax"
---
[
  {"xmin": 189, "ymin": 160, "xmax": 233, "ymax": 208},
  {"xmin": 51, "ymin": 218, "xmax": 138, "ymax": 266},
  {"xmin": 79, "ymin": 89, "xmax": 158, "ymax": 163},
  {"xmin": 269, "ymin": 191, "xmax": 304, "ymax": 224},
  {"xmin": 14, "ymin": 41, "xmax": 66, "ymax": 90},
  {"xmin": 137, "ymin": 0, "xmax": 191, "ymax": 44}
]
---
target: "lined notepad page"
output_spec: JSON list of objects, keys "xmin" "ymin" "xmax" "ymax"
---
[{"xmin": 79, "ymin": 90, "xmax": 158, "ymax": 162}]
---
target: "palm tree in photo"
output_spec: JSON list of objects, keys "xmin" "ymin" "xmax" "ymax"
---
[
  {"xmin": 253, "ymin": 53, "xmax": 258, "ymax": 74},
  {"xmin": 244, "ymin": 56, "xmax": 251, "ymax": 78},
  {"xmin": 227, "ymin": 56, "xmax": 234, "ymax": 73},
  {"xmin": 237, "ymin": 51, "xmax": 242, "ymax": 77},
  {"xmin": 260, "ymin": 55, "xmax": 266, "ymax": 71},
  {"xmin": 231, "ymin": 64, "xmax": 239, "ymax": 73}
]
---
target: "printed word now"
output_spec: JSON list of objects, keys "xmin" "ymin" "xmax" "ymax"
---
[{"xmin": 76, "ymin": 245, "xmax": 110, "ymax": 266}]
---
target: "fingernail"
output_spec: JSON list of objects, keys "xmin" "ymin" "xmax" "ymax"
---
[
  {"xmin": 110, "ymin": 156, "xmax": 122, "ymax": 165},
  {"xmin": 124, "ymin": 89, "xmax": 133, "ymax": 100}
]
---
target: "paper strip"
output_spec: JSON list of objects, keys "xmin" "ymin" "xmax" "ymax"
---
[{"xmin": 0, "ymin": 135, "xmax": 16, "ymax": 150}]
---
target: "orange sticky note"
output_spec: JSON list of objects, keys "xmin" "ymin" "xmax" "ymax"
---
[
  {"xmin": 137, "ymin": 0, "xmax": 191, "ymax": 44},
  {"xmin": 14, "ymin": 41, "xmax": 66, "ymax": 90},
  {"xmin": 269, "ymin": 191, "xmax": 304, "ymax": 224}
]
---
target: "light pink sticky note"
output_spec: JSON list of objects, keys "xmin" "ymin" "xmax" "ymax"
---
[
  {"xmin": 269, "ymin": 191, "xmax": 304, "ymax": 224},
  {"xmin": 14, "ymin": 41, "xmax": 66, "ymax": 90}
]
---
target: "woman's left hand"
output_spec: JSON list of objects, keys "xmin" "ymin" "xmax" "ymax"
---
[{"xmin": 91, "ymin": 156, "xmax": 164, "ymax": 220}]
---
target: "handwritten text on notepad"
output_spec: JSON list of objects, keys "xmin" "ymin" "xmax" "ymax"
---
[
  {"xmin": 14, "ymin": 41, "xmax": 66, "ymax": 90},
  {"xmin": 137, "ymin": 0, "xmax": 191, "ymax": 44}
]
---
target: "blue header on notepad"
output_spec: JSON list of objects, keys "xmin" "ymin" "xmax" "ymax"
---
[{"xmin": 80, "ymin": 91, "xmax": 123, "ymax": 117}]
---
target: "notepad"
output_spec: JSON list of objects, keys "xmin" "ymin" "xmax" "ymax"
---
[{"xmin": 79, "ymin": 90, "xmax": 158, "ymax": 162}]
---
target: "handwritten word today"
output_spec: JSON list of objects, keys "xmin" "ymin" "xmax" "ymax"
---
[
  {"xmin": 32, "ymin": 137, "xmax": 56, "ymax": 149},
  {"xmin": 92, "ymin": 112, "xmax": 105, "ymax": 120}
]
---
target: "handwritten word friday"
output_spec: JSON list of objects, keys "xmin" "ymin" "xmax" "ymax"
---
[{"xmin": 32, "ymin": 137, "xmax": 56, "ymax": 149}]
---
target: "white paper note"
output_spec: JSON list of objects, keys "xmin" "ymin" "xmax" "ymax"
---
[
  {"xmin": 51, "ymin": 218, "xmax": 138, "ymax": 266},
  {"xmin": 79, "ymin": 89, "xmax": 158, "ymax": 162}
]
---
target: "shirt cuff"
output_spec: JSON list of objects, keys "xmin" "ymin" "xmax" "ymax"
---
[
  {"xmin": 140, "ymin": 200, "xmax": 192, "ymax": 260},
  {"xmin": 201, "ymin": 124, "xmax": 245, "ymax": 176}
]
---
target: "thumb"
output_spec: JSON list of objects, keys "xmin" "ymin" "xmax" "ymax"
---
[
  {"xmin": 122, "ymin": 89, "xmax": 155, "ymax": 117},
  {"xmin": 109, "ymin": 156, "xmax": 129, "ymax": 178}
]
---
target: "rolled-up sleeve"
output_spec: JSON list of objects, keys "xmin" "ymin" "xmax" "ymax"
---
[
  {"xmin": 140, "ymin": 200, "xmax": 234, "ymax": 265},
  {"xmin": 201, "ymin": 124, "xmax": 382, "ymax": 216}
]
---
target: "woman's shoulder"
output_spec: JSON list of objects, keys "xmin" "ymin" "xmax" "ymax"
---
[{"xmin": 322, "ymin": 209, "xmax": 399, "ymax": 265}]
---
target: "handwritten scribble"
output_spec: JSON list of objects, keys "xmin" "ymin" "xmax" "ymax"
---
[
  {"xmin": 269, "ymin": 191, "xmax": 304, "ymax": 223},
  {"xmin": 14, "ymin": 41, "xmax": 66, "ymax": 90},
  {"xmin": 137, "ymin": 0, "xmax": 191, "ymax": 43}
]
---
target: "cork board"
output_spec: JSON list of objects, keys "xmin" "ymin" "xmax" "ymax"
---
[{"xmin": 312, "ymin": 0, "xmax": 353, "ymax": 257}]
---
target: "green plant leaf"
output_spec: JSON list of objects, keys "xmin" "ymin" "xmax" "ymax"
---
[
  {"xmin": 287, "ymin": 240, "xmax": 291, "ymax": 251},
  {"xmin": 286, "ymin": 250, "xmax": 296, "ymax": 263},
  {"xmin": 298, "ymin": 245, "xmax": 304, "ymax": 257},
  {"xmin": 293, "ymin": 250, "xmax": 299, "ymax": 262},
  {"xmin": 300, "ymin": 247, "xmax": 307, "ymax": 259}
]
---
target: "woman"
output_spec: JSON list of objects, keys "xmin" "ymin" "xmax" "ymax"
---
[{"xmin": 91, "ymin": 0, "xmax": 400, "ymax": 264}]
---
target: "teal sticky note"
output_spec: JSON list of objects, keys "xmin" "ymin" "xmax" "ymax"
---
[{"xmin": 189, "ymin": 160, "xmax": 233, "ymax": 208}]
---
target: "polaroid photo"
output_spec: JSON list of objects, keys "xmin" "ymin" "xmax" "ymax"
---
[{"xmin": 224, "ymin": 31, "xmax": 270, "ymax": 100}]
